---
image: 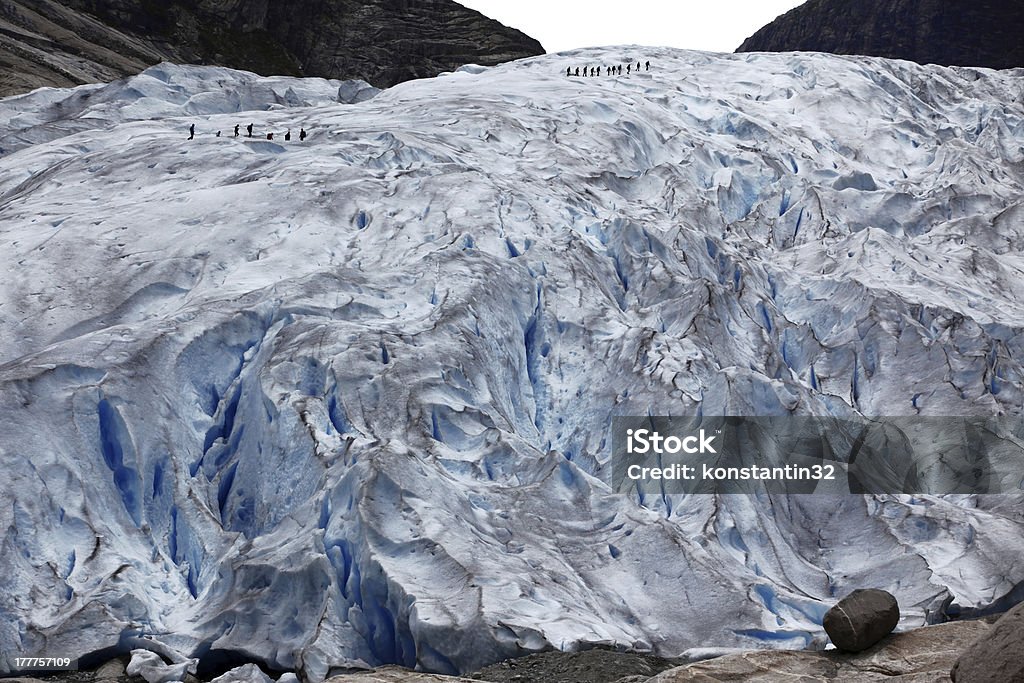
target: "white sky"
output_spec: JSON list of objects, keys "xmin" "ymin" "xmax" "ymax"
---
[{"xmin": 456, "ymin": 0, "xmax": 807, "ymax": 54}]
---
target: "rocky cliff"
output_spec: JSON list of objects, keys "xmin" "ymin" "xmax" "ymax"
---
[
  {"xmin": 0, "ymin": 0, "xmax": 544, "ymax": 97},
  {"xmin": 736, "ymin": 0, "xmax": 1024, "ymax": 70}
]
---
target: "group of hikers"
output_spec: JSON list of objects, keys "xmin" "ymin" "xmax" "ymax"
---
[
  {"xmin": 567, "ymin": 60, "xmax": 651, "ymax": 77},
  {"xmin": 182, "ymin": 60, "xmax": 655, "ymax": 140},
  {"xmin": 187, "ymin": 122, "xmax": 308, "ymax": 142}
]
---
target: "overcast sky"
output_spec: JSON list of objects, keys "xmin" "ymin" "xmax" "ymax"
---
[{"xmin": 456, "ymin": 0, "xmax": 807, "ymax": 54}]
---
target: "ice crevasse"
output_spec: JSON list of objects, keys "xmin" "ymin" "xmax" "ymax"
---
[{"xmin": 1, "ymin": 49, "xmax": 1024, "ymax": 679}]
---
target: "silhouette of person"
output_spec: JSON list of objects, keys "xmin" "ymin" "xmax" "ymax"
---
[
  {"xmin": 637, "ymin": 61, "xmax": 641, "ymax": 71},
  {"xmin": 188, "ymin": 123, "xmax": 195, "ymax": 140},
  {"xmin": 247, "ymin": 123, "xmax": 253, "ymax": 138},
  {"xmin": 645, "ymin": 60, "xmax": 650, "ymax": 70},
  {"xmin": 626, "ymin": 64, "xmax": 631, "ymax": 74},
  {"xmin": 575, "ymin": 67, "xmax": 580, "ymax": 76},
  {"xmin": 285, "ymin": 130, "xmax": 291, "ymax": 141},
  {"xmin": 234, "ymin": 124, "xmax": 240, "ymax": 137},
  {"xmin": 216, "ymin": 130, "xmax": 221, "ymax": 137},
  {"xmin": 617, "ymin": 65, "xmax": 622, "ymax": 75},
  {"xmin": 567, "ymin": 66, "xmax": 572, "ymax": 77},
  {"xmin": 597, "ymin": 66, "xmax": 601, "ymax": 76},
  {"xmin": 299, "ymin": 128, "xmax": 307, "ymax": 141},
  {"xmin": 267, "ymin": 132, "xmax": 274, "ymax": 140}
]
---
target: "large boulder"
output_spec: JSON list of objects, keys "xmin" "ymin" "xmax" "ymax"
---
[
  {"xmin": 952, "ymin": 602, "xmax": 1024, "ymax": 682},
  {"xmin": 650, "ymin": 620, "xmax": 990, "ymax": 682},
  {"xmin": 823, "ymin": 589, "xmax": 900, "ymax": 652}
]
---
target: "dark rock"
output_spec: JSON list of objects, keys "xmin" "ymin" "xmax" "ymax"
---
[
  {"xmin": 0, "ymin": 0, "xmax": 545, "ymax": 97},
  {"xmin": 93, "ymin": 656, "xmax": 128, "ymax": 679},
  {"xmin": 951, "ymin": 601, "xmax": 1024, "ymax": 682},
  {"xmin": 736, "ymin": 0, "xmax": 1024, "ymax": 70},
  {"xmin": 823, "ymin": 588, "xmax": 900, "ymax": 652}
]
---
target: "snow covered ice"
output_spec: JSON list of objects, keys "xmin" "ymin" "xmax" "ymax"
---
[{"xmin": 1, "ymin": 51, "xmax": 1024, "ymax": 679}]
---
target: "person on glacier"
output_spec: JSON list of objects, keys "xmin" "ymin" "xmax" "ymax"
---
[
  {"xmin": 246, "ymin": 123, "xmax": 253, "ymax": 138},
  {"xmin": 285, "ymin": 130, "xmax": 291, "ymax": 141},
  {"xmin": 626, "ymin": 63, "xmax": 631, "ymax": 74},
  {"xmin": 645, "ymin": 60, "xmax": 651, "ymax": 70},
  {"xmin": 188, "ymin": 123, "xmax": 195, "ymax": 140},
  {"xmin": 234, "ymin": 124, "xmax": 240, "ymax": 137},
  {"xmin": 299, "ymin": 128, "xmax": 307, "ymax": 141},
  {"xmin": 566, "ymin": 66, "xmax": 572, "ymax": 77}
]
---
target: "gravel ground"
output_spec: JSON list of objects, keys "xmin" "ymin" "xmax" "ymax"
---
[{"xmin": 468, "ymin": 648, "xmax": 683, "ymax": 683}]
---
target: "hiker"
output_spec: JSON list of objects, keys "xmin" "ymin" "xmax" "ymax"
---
[
  {"xmin": 626, "ymin": 64, "xmax": 631, "ymax": 74},
  {"xmin": 637, "ymin": 61, "xmax": 641, "ymax": 70},
  {"xmin": 575, "ymin": 66, "xmax": 580, "ymax": 76},
  {"xmin": 566, "ymin": 66, "xmax": 572, "ymax": 77},
  {"xmin": 234, "ymin": 124, "xmax": 240, "ymax": 137},
  {"xmin": 617, "ymin": 65, "xmax": 622, "ymax": 75},
  {"xmin": 216, "ymin": 130, "xmax": 221, "ymax": 137},
  {"xmin": 299, "ymin": 128, "xmax": 307, "ymax": 141},
  {"xmin": 188, "ymin": 123, "xmax": 195, "ymax": 140},
  {"xmin": 247, "ymin": 123, "xmax": 253, "ymax": 138},
  {"xmin": 645, "ymin": 60, "xmax": 650, "ymax": 70},
  {"xmin": 285, "ymin": 130, "xmax": 291, "ymax": 141},
  {"xmin": 597, "ymin": 66, "xmax": 601, "ymax": 76},
  {"xmin": 267, "ymin": 132, "xmax": 274, "ymax": 140}
]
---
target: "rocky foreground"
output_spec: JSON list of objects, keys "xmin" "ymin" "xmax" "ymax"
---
[{"xmin": 8, "ymin": 607, "xmax": 1023, "ymax": 683}]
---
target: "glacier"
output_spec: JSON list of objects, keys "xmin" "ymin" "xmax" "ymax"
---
[{"xmin": 1, "ymin": 50, "xmax": 1024, "ymax": 679}]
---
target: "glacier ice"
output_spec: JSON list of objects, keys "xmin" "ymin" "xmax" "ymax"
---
[
  {"xmin": 1, "ymin": 49, "xmax": 1024, "ymax": 678},
  {"xmin": 0, "ymin": 63, "xmax": 378, "ymax": 156},
  {"xmin": 127, "ymin": 648, "xmax": 199, "ymax": 683}
]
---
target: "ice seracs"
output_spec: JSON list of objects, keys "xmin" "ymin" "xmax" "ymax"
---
[{"xmin": 1, "ymin": 48, "xmax": 1024, "ymax": 679}]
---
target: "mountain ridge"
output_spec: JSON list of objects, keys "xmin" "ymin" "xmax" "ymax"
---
[
  {"xmin": 0, "ymin": 0, "xmax": 544, "ymax": 97},
  {"xmin": 737, "ymin": 0, "xmax": 1024, "ymax": 70}
]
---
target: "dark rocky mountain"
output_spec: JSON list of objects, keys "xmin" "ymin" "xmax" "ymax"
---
[
  {"xmin": 0, "ymin": 0, "xmax": 544, "ymax": 97},
  {"xmin": 736, "ymin": 0, "xmax": 1024, "ymax": 70}
]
